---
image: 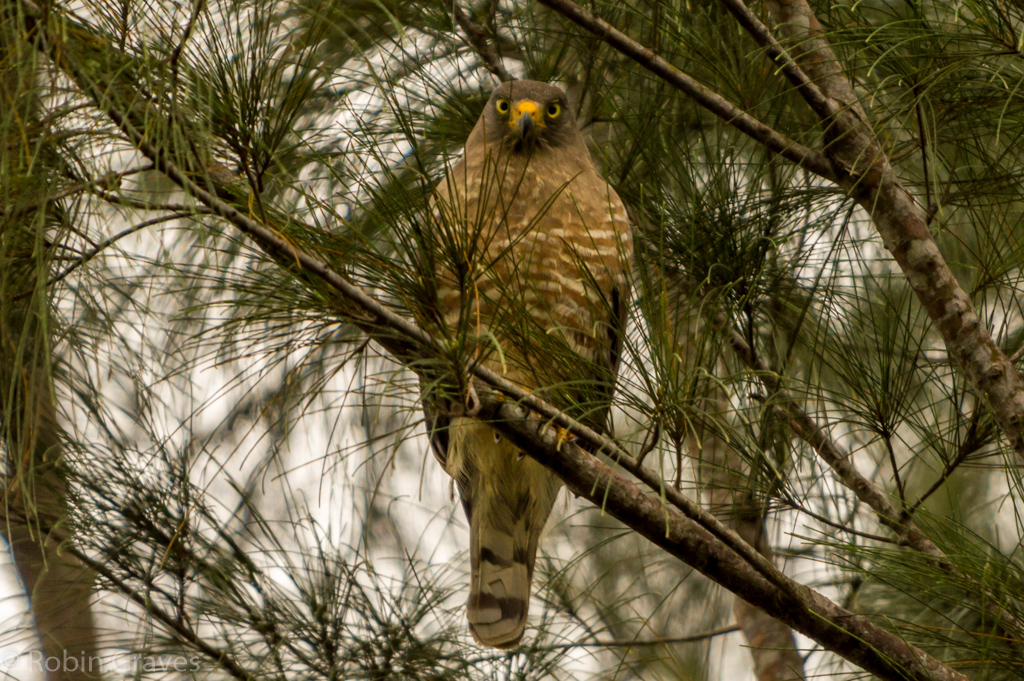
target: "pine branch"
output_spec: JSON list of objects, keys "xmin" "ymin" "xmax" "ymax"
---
[
  {"xmin": 713, "ymin": 0, "xmax": 1024, "ymax": 462},
  {"xmin": 721, "ymin": 315, "xmax": 1024, "ymax": 646},
  {"xmin": 532, "ymin": 0, "xmax": 837, "ymax": 182},
  {"xmin": 446, "ymin": 0, "xmax": 512, "ymax": 82}
]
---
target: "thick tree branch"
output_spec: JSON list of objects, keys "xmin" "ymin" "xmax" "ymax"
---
[
  {"xmin": 533, "ymin": 0, "xmax": 837, "ymax": 182},
  {"xmin": 719, "ymin": 0, "xmax": 1024, "ymax": 459}
]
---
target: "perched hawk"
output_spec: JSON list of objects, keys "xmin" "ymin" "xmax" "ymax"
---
[{"xmin": 426, "ymin": 80, "xmax": 632, "ymax": 648}]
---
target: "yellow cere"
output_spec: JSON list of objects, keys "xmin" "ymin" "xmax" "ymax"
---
[{"xmin": 511, "ymin": 100, "xmax": 544, "ymax": 128}]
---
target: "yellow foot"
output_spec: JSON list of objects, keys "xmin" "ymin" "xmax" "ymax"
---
[{"xmin": 556, "ymin": 426, "xmax": 575, "ymax": 451}]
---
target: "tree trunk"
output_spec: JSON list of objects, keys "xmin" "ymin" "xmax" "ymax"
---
[
  {"xmin": 678, "ymin": 306, "xmax": 805, "ymax": 681},
  {"xmin": 1, "ymin": 6, "xmax": 101, "ymax": 679}
]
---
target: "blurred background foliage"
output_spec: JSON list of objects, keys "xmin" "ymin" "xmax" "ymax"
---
[{"xmin": 3, "ymin": 0, "xmax": 1024, "ymax": 678}]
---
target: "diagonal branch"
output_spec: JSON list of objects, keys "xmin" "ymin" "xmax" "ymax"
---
[
  {"xmin": 446, "ymin": 0, "xmax": 513, "ymax": 82},
  {"xmin": 720, "ymin": 314, "xmax": 1023, "ymax": 644}
]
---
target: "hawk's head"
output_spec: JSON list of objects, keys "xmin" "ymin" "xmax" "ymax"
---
[{"xmin": 484, "ymin": 81, "xmax": 578, "ymax": 153}]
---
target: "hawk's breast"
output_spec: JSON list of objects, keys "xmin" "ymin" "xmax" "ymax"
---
[{"xmin": 433, "ymin": 144, "xmax": 632, "ymax": 380}]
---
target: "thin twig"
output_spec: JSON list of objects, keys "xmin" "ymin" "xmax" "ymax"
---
[
  {"xmin": 882, "ymin": 430, "xmax": 906, "ymax": 506},
  {"xmin": 169, "ymin": 0, "xmax": 205, "ymax": 83},
  {"xmin": 780, "ymin": 491, "xmax": 898, "ymax": 545},
  {"xmin": 66, "ymin": 547, "xmax": 255, "ymax": 681},
  {"xmin": 0, "ymin": 164, "xmax": 155, "ymax": 222},
  {"xmin": 635, "ymin": 419, "xmax": 660, "ymax": 465},
  {"xmin": 1009, "ymin": 344, "xmax": 1024, "ymax": 364},
  {"xmin": 10, "ymin": 211, "xmax": 193, "ymax": 301},
  {"xmin": 722, "ymin": 317, "xmax": 938, "ymax": 553},
  {"xmin": 46, "ymin": 212, "xmax": 194, "ymax": 288},
  {"xmin": 550, "ymin": 624, "xmax": 740, "ymax": 648},
  {"xmin": 914, "ymin": 84, "xmax": 932, "ymax": 210},
  {"xmin": 96, "ymin": 191, "xmax": 211, "ymax": 213},
  {"xmin": 709, "ymin": 0, "xmax": 837, "ymax": 123},
  {"xmin": 908, "ymin": 412, "xmax": 984, "ymax": 515},
  {"xmin": 447, "ymin": 0, "xmax": 512, "ymax": 82}
]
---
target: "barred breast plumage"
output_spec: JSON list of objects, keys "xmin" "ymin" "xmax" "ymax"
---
[{"xmin": 425, "ymin": 80, "xmax": 632, "ymax": 648}]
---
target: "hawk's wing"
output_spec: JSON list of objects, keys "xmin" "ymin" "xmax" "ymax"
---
[
  {"xmin": 420, "ymin": 154, "xmax": 466, "ymax": 471},
  {"xmin": 421, "ymin": 399, "xmax": 450, "ymax": 468}
]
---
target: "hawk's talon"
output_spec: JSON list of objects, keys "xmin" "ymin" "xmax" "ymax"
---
[
  {"xmin": 465, "ymin": 385, "xmax": 481, "ymax": 417},
  {"xmin": 556, "ymin": 426, "xmax": 575, "ymax": 451}
]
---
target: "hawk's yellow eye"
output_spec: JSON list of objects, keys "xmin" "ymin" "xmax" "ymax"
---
[
  {"xmin": 496, "ymin": 99, "xmax": 510, "ymax": 115},
  {"xmin": 546, "ymin": 102, "xmax": 561, "ymax": 118}
]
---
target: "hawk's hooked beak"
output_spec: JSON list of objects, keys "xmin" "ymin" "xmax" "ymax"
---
[{"xmin": 512, "ymin": 100, "xmax": 541, "ymax": 142}]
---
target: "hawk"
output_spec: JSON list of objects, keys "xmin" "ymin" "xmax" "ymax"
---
[{"xmin": 425, "ymin": 80, "xmax": 632, "ymax": 648}]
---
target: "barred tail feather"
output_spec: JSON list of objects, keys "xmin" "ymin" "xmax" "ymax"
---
[
  {"xmin": 446, "ymin": 417, "xmax": 563, "ymax": 648},
  {"xmin": 468, "ymin": 525, "xmax": 531, "ymax": 648}
]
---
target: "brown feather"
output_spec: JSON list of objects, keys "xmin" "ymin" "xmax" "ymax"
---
[{"xmin": 427, "ymin": 80, "xmax": 633, "ymax": 647}]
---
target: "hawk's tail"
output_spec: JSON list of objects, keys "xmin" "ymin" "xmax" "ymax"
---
[
  {"xmin": 467, "ymin": 518, "xmax": 532, "ymax": 648},
  {"xmin": 445, "ymin": 418, "xmax": 562, "ymax": 648}
]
